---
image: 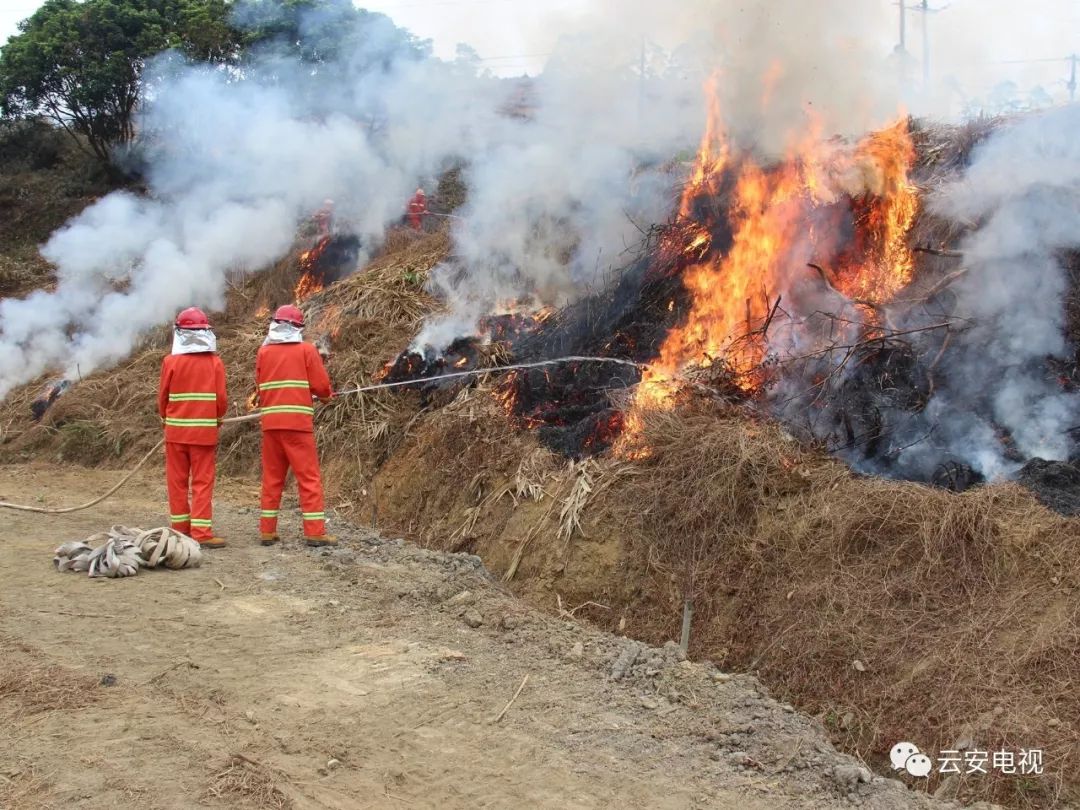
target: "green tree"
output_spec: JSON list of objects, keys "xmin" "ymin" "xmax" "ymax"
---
[
  {"xmin": 0, "ymin": 0, "xmax": 237, "ymax": 166},
  {"xmin": 236, "ymin": 0, "xmax": 429, "ymax": 70},
  {"xmin": 173, "ymin": 0, "xmax": 240, "ymax": 63},
  {"xmin": 0, "ymin": 0, "xmax": 430, "ymax": 168}
]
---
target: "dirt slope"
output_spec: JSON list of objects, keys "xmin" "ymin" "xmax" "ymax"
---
[{"xmin": 0, "ymin": 464, "xmax": 970, "ymax": 810}]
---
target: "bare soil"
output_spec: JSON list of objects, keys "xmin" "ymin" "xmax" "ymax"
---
[{"xmin": 0, "ymin": 464, "xmax": 969, "ymax": 810}]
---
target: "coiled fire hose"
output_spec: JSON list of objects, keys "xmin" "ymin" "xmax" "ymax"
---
[{"xmin": 0, "ymin": 356, "xmax": 642, "ymax": 514}]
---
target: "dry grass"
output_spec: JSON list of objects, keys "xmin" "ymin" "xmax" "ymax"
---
[
  {"xmin": 204, "ymin": 755, "xmax": 292, "ymax": 809},
  {"xmin": 0, "ymin": 761, "xmax": 50, "ymax": 809},
  {"xmin": 912, "ymin": 115, "xmax": 1003, "ymax": 177},
  {"xmin": 0, "ymin": 639, "xmax": 103, "ymax": 716},
  {"xmin": 0, "ymin": 228, "xmax": 451, "ymax": 477},
  {"xmin": 307, "ymin": 227, "xmax": 447, "ymax": 329},
  {"xmin": 597, "ymin": 397, "xmax": 1080, "ymax": 808}
]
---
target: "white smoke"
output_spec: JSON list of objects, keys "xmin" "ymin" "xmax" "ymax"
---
[
  {"xmin": 807, "ymin": 107, "xmax": 1080, "ymax": 483},
  {"xmin": 415, "ymin": 0, "xmax": 912, "ymax": 349},
  {"xmin": 920, "ymin": 105, "xmax": 1080, "ymax": 476},
  {"xmin": 3, "ymin": 0, "xmax": 1040, "ymax": 400},
  {"xmin": 414, "ymin": 64, "xmax": 701, "ymax": 350},
  {"xmin": 0, "ymin": 8, "xmax": 513, "ymax": 397}
]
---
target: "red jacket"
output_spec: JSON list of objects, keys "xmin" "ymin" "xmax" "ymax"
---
[
  {"xmin": 255, "ymin": 342, "xmax": 332, "ymax": 432},
  {"xmin": 408, "ymin": 193, "xmax": 427, "ymax": 215},
  {"xmin": 158, "ymin": 353, "xmax": 228, "ymax": 446}
]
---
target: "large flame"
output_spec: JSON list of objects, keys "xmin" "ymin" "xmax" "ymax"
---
[
  {"xmin": 295, "ymin": 236, "xmax": 332, "ymax": 303},
  {"xmin": 622, "ymin": 79, "xmax": 918, "ymax": 447}
]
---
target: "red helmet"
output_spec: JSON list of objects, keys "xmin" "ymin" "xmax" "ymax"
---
[
  {"xmin": 272, "ymin": 304, "xmax": 305, "ymax": 327},
  {"xmin": 175, "ymin": 307, "xmax": 210, "ymax": 329}
]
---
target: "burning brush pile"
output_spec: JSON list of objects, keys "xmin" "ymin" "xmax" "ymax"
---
[
  {"xmin": 294, "ymin": 234, "xmax": 362, "ymax": 305},
  {"xmin": 386, "ymin": 107, "xmax": 1080, "ymax": 513}
]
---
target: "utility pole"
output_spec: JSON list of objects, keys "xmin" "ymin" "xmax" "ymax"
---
[
  {"xmin": 893, "ymin": 1, "xmax": 911, "ymax": 91},
  {"xmin": 997, "ymin": 54, "xmax": 1080, "ymax": 105},
  {"xmin": 898, "ymin": 0, "xmax": 907, "ymax": 51},
  {"xmin": 909, "ymin": 0, "xmax": 948, "ymax": 95},
  {"xmin": 920, "ymin": 0, "xmax": 929, "ymax": 88},
  {"xmin": 639, "ymin": 36, "xmax": 646, "ymax": 126}
]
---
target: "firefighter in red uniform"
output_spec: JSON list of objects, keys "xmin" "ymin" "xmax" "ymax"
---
[
  {"xmin": 158, "ymin": 308, "xmax": 228, "ymax": 548},
  {"xmin": 313, "ymin": 198, "xmax": 334, "ymax": 238},
  {"xmin": 255, "ymin": 305, "xmax": 336, "ymax": 547},
  {"xmin": 407, "ymin": 188, "xmax": 427, "ymax": 231}
]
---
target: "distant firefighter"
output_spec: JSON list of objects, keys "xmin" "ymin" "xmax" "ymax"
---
[
  {"xmin": 313, "ymin": 198, "xmax": 335, "ymax": 238},
  {"xmin": 30, "ymin": 378, "xmax": 70, "ymax": 421},
  {"xmin": 407, "ymin": 188, "xmax": 427, "ymax": 231}
]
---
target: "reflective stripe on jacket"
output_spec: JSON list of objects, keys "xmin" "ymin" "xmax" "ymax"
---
[
  {"xmin": 158, "ymin": 353, "xmax": 228, "ymax": 446},
  {"xmin": 255, "ymin": 342, "xmax": 332, "ymax": 432}
]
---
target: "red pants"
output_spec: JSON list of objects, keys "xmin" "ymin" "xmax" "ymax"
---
[
  {"xmin": 165, "ymin": 442, "xmax": 217, "ymax": 540},
  {"xmin": 259, "ymin": 430, "xmax": 326, "ymax": 537},
  {"xmin": 408, "ymin": 214, "xmax": 422, "ymax": 230}
]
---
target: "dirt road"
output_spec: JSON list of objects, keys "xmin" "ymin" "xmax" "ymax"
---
[{"xmin": 0, "ymin": 465, "xmax": 958, "ymax": 809}]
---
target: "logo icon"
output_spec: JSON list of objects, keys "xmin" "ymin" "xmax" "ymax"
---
[{"xmin": 890, "ymin": 742, "xmax": 931, "ymax": 778}]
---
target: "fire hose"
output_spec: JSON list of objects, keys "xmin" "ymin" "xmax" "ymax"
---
[{"xmin": 0, "ymin": 356, "xmax": 642, "ymax": 514}]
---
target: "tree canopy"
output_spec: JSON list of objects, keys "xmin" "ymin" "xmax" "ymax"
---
[
  {"xmin": 0, "ymin": 0, "xmax": 230, "ymax": 163},
  {"xmin": 236, "ymin": 0, "xmax": 429, "ymax": 69},
  {"xmin": 0, "ymin": 0, "xmax": 429, "ymax": 168}
]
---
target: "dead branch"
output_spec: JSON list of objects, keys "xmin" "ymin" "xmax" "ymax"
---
[
  {"xmin": 884, "ymin": 424, "xmax": 939, "ymax": 459},
  {"xmin": 759, "ymin": 295, "xmax": 783, "ymax": 338},
  {"xmin": 556, "ymin": 594, "xmax": 611, "ymax": 618},
  {"xmin": 926, "ymin": 331, "xmax": 953, "ymax": 399},
  {"xmin": 914, "ymin": 246, "xmax": 964, "ymax": 258},
  {"xmin": 490, "ymin": 674, "xmax": 530, "ymax": 724},
  {"xmin": 143, "ymin": 659, "xmax": 199, "ymax": 686},
  {"xmin": 807, "ymin": 264, "xmax": 896, "ymax": 329},
  {"xmin": 921, "ymin": 268, "xmax": 970, "ymax": 301}
]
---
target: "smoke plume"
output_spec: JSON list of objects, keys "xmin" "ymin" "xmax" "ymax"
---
[
  {"xmin": 1, "ymin": 0, "xmax": 918, "ymax": 390},
  {"xmin": 912, "ymin": 106, "xmax": 1080, "ymax": 478},
  {"xmin": 0, "ymin": 5, "xmax": 509, "ymax": 396}
]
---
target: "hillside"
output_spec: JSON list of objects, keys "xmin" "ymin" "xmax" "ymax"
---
[
  {"xmin": 1, "ymin": 121, "xmax": 1078, "ymax": 809},
  {"xmin": 0, "ymin": 463, "xmax": 975, "ymax": 810},
  {"xmin": 0, "ymin": 121, "xmax": 118, "ymax": 298}
]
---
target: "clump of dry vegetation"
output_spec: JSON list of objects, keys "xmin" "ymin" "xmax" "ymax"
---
[
  {"xmin": 204, "ymin": 754, "xmax": 292, "ymax": 810},
  {"xmin": 0, "ymin": 637, "xmax": 104, "ymax": 716},
  {"xmin": 594, "ymin": 399, "xmax": 1079, "ymax": 808}
]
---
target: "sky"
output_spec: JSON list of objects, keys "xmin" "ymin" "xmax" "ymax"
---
[{"xmin": 1, "ymin": 0, "xmax": 1079, "ymax": 106}]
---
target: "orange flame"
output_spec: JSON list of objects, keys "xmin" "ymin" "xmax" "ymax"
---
[
  {"xmin": 829, "ymin": 119, "xmax": 918, "ymax": 302},
  {"xmin": 680, "ymin": 72, "xmax": 728, "ymax": 220},
  {"xmin": 294, "ymin": 272, "xmax": 323, "ymax": 303},
  {"xmin": 295, "ymin": 236, "xmax": 332, "ymax": 303},
  {"xmin": 620, "ymin": 79, "xmax": 918, "ymax": 452}
]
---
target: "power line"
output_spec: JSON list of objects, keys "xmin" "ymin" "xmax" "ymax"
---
[
  {"xmin": 996, "ymin": 56, "xmax": 1076, "ymax": 64},
  {"xmin": 908, "ymin": 0, "xmax": 948, "ymax": 91},
  {"xmin": 991, "ymin": 53, "xmax": 1079, "ymax": 102},
  {"xmin": 474, "ymin": 53, "xmax": 551, "ymax": 61},
  {"xmin": 369, "ymin": 0, "xmax": 532, "ymax": 8}
]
